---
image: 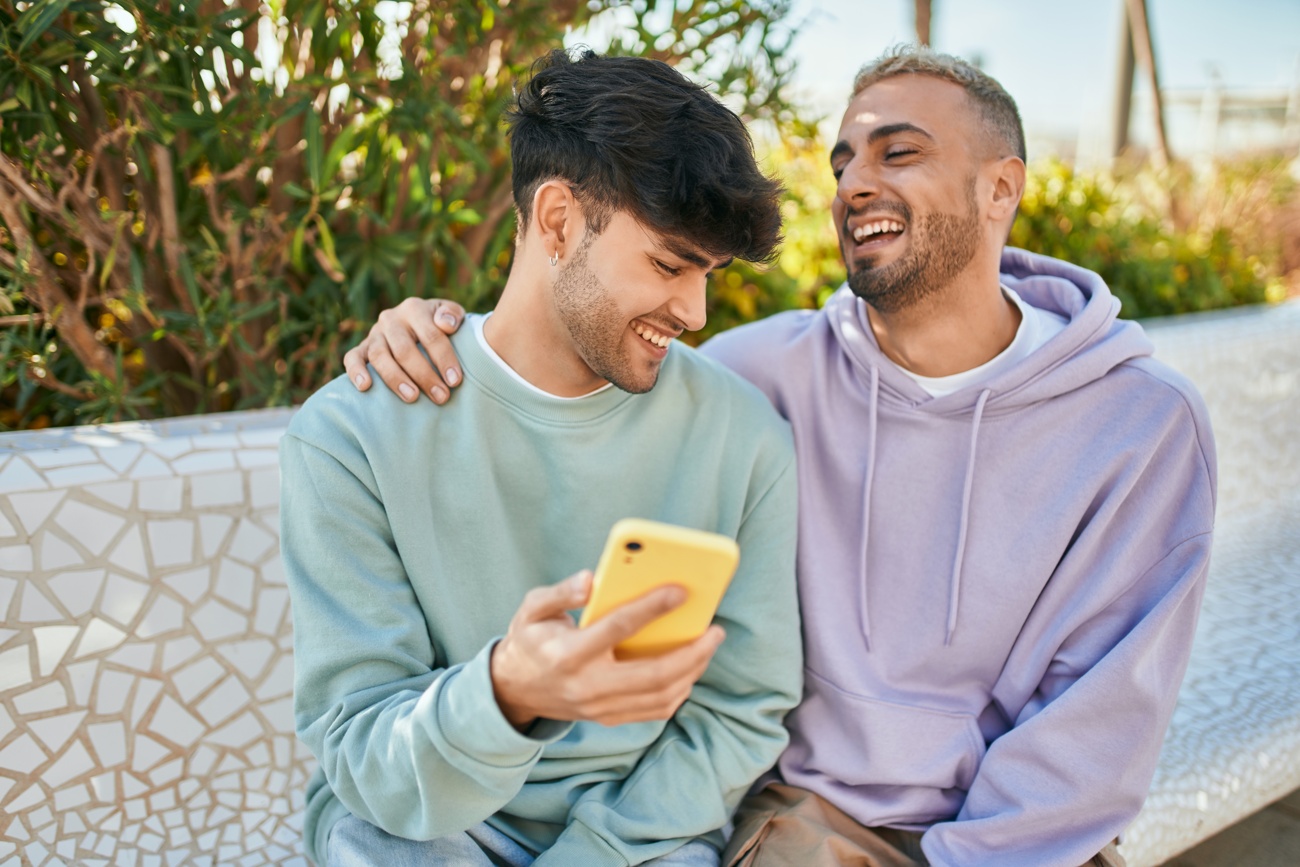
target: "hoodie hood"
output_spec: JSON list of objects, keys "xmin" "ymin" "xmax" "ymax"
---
[
  {"xmin": 825, "ymin": 247, "xmax": 1154, "ymax": 415},
  {"xmin": 822, "ymin": 248, "xmax": 1154, "ymax": 645}
]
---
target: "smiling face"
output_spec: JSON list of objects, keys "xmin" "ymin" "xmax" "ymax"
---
[
  {"xmin": 830, "ymin": 75, "xmax": 992, "ymax": 313},
  {"xmin": 552, "ymin": 209, "xmax": 729, "ymax": 394}
]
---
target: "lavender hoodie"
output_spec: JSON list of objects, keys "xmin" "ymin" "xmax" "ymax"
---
[{"xmin": 702, "ymin": 248, "xmax": 1217, "ymax": 867}]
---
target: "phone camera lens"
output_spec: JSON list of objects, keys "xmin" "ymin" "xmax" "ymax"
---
[{"xmin": 625, "ymin": 541, "xmax": 642, "ymax": 552}]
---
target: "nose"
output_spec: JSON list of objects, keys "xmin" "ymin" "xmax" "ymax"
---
[
  {"xmin": 673, "ymin": 273, "xmax": 709, "ymax": 333},
  {"xmin": 836, "ymin": 155, "xmax": 878, "ymax": 211}
]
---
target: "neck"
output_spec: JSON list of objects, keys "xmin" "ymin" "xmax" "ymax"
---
[
  {"xmin": 864, "ymin": 256, "xmax": 1020, "ymax": 378},
  {"xmin": 484, "ymin": 265, "xmax": 608, "ymax": 398}
]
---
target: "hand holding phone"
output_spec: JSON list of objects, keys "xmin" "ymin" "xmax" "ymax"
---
[{"xmin": 578, "ymin": 518, "xmax": 740, "ymax": 659}]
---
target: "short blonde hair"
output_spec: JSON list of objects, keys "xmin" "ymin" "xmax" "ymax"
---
[{"xmin": 852, "ymin": 45, "xmax": 1025, "ymax": 162}]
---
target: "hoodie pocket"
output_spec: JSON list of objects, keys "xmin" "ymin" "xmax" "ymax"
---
[{"xmin": 787, "ymin": 667, "xmax": 987, "ymax": 793}]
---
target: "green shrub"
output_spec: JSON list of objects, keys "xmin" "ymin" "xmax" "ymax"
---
[
  {"xmin": 1010, "ymin": 157, "xmax": 1294, "ymax": 318},
  {"xmin": 0, "ymin": 0, "xmax": 801, "ymax": 430}
]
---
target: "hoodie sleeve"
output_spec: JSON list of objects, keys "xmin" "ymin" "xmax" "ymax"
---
[
  {"xmin": 281, "ymin": 430, "xmax": 572, "ymax": 857},
  {"xmin": 532, "ymin": 456, "xmax": 804, "ymax": 867},
  {"xmin": 921, "ymin": 374, "xmax": 1217, "ymax": 867}
]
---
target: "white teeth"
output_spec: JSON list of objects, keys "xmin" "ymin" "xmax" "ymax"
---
[
  {"xmin": 633, "ymin": 323, "xmax": 671, "ymax": 349},
  {"xmin": 853, "ymin": 220, "xmax": 904, "ymax": 242}
]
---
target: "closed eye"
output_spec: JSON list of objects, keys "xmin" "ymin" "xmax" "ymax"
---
[
  {"xmin": 886, "ymin": 148, "xmax": 919, "ymax": 159},
  {"xmin": 653, "ymin": 259, "xmax": 682, "ymax": 277}
]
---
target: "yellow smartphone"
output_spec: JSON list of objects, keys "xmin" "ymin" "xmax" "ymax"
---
[{"xmin": 578, "ymin": 518, "xmax": 740, "ymax": 659}]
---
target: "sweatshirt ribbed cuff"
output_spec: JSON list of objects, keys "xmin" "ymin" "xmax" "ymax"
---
[{"xmin": 436, "ymin": 640, "xmax": 573, "ymax": 766}]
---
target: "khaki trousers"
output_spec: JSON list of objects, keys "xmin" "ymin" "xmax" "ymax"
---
[{"xmin": 722, "ymin": 783, "xmax": 1126, "ymax": 867}]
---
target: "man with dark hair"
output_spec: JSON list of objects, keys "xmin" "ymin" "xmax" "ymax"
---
[
  {"xmin": 349, "ymin": 45, "xmax": 1215, "ymax": 867},
  {"xmin": 281, "ymin": 49, "xmax": 802, "ymax": 867}
]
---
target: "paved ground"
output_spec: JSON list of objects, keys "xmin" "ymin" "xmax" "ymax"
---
[{"xmin": 1161, "ymin": 788, "xmax": 1300, "ymax": 866}]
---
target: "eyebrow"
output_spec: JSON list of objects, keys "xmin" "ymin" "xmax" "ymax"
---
[
  {"xmin": 661, "ymin": 238, "xmax": 731, "ymax": 271},
  {"xmin": 829, "ymin": 122, "xmax": 936, "ymax": 165}
]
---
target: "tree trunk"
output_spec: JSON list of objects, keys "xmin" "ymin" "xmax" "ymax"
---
[{"xmin": 914, "ymin": 0, "xmax": 932, "ymax": 46}]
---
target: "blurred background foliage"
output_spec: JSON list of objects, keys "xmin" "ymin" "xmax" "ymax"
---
[{"xmin": 1, "ymin": 0, "xmax": 1297, "ymax": 430}]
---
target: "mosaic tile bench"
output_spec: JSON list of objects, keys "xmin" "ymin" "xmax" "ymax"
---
[{"xmin": 0, "ymin": 299, "xmax": 1297, "ymax": 867}]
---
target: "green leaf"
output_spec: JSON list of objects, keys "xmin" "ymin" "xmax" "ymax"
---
[
  {"xmin": 17, "ymin": 0, "xmax": 72, "ymax": 53},
  {"xmin": 305, "ymin": 105, "xmax": 323, "ymax": 191}
]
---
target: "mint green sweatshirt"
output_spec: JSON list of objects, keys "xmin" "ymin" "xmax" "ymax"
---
[{"xmin": 280, "ymin": 322, "xmax": 803, "ymax": 866}]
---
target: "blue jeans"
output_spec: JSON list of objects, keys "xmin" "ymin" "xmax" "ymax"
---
[{"xmin": 327, "ymin": 813, "xmax": 722, "ymax": 867}]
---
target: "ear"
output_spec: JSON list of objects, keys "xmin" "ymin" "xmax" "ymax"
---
[
  {"xmin": 987, "ymin": 156, "xmax": 1026, "ymax": 225},
  {"xmin": 530, "ymin": 180, "xmax": 581, "ymax": 264}
]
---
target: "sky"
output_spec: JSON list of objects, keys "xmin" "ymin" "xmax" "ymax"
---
[{"xmin": 783, "ymin": 0, "xmax": 1300, "ymax": 160}]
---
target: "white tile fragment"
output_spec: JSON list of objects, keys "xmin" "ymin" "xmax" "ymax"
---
[
  {"xmin": 45, "ymin": 463, "xmax": 120, "ymax": 487},
  {"xmin": 132, "ymin": 734, "xmax": 171, "ymax": 773},
  {"xmin": 145, "ymin": 436, "xmax": 193, "ymax": 459},
  {"xmin": 190, "ymin": 472, "xmax": 243, "ymax": 508},
  {"xmin": 28, "ymin": 710, "xmax": 86, "ymax": 754},
  {"xmin": 198, "ymin": 515, "xmax": 233, "ymax": 559},
  {"xmin": 0, "ymin": 457, "xmax": 49, "ymax": 493},
  {"xmin": 88, "ymin": 720, "xmax": 128, "ymax": 767},
  {"xmin": 0, "ymin": 644, "xmax": 32, "ymax": 691},
  {"xmin": 128, "ymin": 453, "xmax": 174, "ymax": 480},
  {"xmin": 0, "ymin": 733, "xmax": 47, "ymax": 774},
  {"xmin": 26, "ymin": 447, "xmax": 97, "ymax": 468},
  {"xmin": 135, "ymin": 593, "xmax": 184, "ymax": 639},
  {"xmin": 96, "ymin": 442, "xmax": 143, "ymax": 474},
  {"xmin": 0, "ymin": 543, "xmax": 34, "ymax": 571},
  {"xmin": 191, "ymin": 599, "xmax": 246, "ymax": 642},
  {"xmin": 171, "ymin": 452, "xmax": 236, "ymax": 475},
  {"xmin": 205, "ymin": 711, "xmax": 264, "ymax": 749},
  {"xmin": 260, "ymin": 555, "xmax": 285, "ymax": 586},
  {"xmin": 161, "ymin": 566, "xmax": 210, "ymax": 604},
  {"xmin": 91, "ymin": 771, "xmax": 116, "ymax": 803},
  {"xmin": 130, "ymin": 678, "xmax": 163, "ymax": 727},
  {"xmin": 149, "ymin": 696, "xmax": 206, "ymax": 748},
  {"xmin": 0, "ymin": 575, "xmax": 16, "ymax": 615},
  {"xmin": 237, "ymin": 450, "xmax": 278, "ymax": 469},
  {"xmin": 161, "ymin": 636, "xmax": 202, "ymax": 671},
  {"xmin": 46, "ymin": 568, "xmax": 106, "ymax": 618},
  {"xmin": 251, "ymin": 588, "xmax": 289, "ymax": 637},
  {"xmin": 19, "ymin": 582, "xmax": 64, "ymax": 622},
  {"xmin": 146, "ymin": 520, "xmax": 195, "ymax": 568},
  {"xmin": 42, "ymin": 740, "xmax": 96, "ymax": 788},
  {"xmin": 101, "ymin": 573, "xmax": 151, "ymax": 627},
  {"xmin": 214, "ymin": 559, "xmax": 254, "ymax": 609},
  {"xmin": 174, "ymin": 656, "xmax": 224, "ymax": 704},
  {"xmin": 254, "ymin": 656, "xmax": 293, "ymax": 702},
  {"xmin": 16, "ymin": 680, "xmax": 68, "ymax": 715},
  {"xmin": 238, "ymin": 428, "xmax": 285, "ymax": 448},
  {"xmin": 0, "ymin": 510, "xmax": 16, "ymax": 537},
  {"xmin": 226, "ymin": 520, "xmax": 274, "ymax": 564},
  {"xmin": 10, "ymin": 490, "xmax": 66, "ymax": 534},
  {"xmin": 53, "ymin": 782, "xmax": 91, "ymax": 811},
  {"xmin": 192, "ymin": 433, "xmax": 242, "ymax": 450},
  {"xmin": 108, "ymin": 526, "xmax": 148, "ymax": 576},
  {"xmin": 55, "ymin": 500, "xmax": 126, "ymax": 556},
  {"xmin": 39, "ymin": 530, "xmax": 85, "ymax": 570},
  {"xmin": 33, "ymin": 624, "xmax": 80, "ymax": 675},
  {"xmin": 247, "ymin": 469, "xmax": 279, "ymax": 510},
  {"xmin": 215, "ymin": 639, "xmax": 275, "ymax": 682},
  {"xmin": 65, "ymin": 659, "xmax": 98, "ymax": 705},
  {"xmin": 94, "ymin": 669, "xmax": 134, "ymax": 715},
  {"xmin": 137, "ymin": 478, "xmax": 184, "ymax": 513},
  {"xmin": 74, "ymin": 618, "xmax": 128, "ymax": 658},
  {"xmin": 86, "ymin": 480, "xmax": 134, "ymax": 509},
  {"xmin": 107, "ymin": 643, "xmax": 155, "ymax": 672},
  {"xmin": 196, "ymin": 677, "xmax": 251, "ymax": 727}
]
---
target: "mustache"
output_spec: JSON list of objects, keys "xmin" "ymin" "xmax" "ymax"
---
[{"xmin": 841, "ymin": 201, "xmax": 912, "ymax": 238}]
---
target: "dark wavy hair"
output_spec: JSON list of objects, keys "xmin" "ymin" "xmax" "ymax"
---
[{"xmin": 506, "ymin": 49, "xmax": 783, "ymax": 264}]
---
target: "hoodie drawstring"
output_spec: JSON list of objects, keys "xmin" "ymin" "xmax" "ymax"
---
[
  {"xmin": 859, "ymin": 366, "xmax": 880, "ymax": 650},
  {"xmin": 946, "ymin": 388, "xmax": 991, "ymax": 645}
]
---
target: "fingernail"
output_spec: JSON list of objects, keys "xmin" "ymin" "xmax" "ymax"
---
[
  {"xmin": 445, "ymin": 367, "xmax": 460, "ymax": 386},
  {"xmin": 398, "ymin": 383, "xmax": 416, "ymax": 401},
  {"xmin": 439, "ymin": 314, "xmax": 456, "ymax": 328},
  {"xmin": 431, "ymin": 386, "xmax": 447, "ymax": 403},
  {"xmin": 354, "ymin": 374, "xmax": 366, "ymax": 388}
]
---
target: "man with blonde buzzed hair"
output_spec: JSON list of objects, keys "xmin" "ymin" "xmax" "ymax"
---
[{"xmin": 348, "ymin": 45, "xmax": 1215, "ymax": 867}]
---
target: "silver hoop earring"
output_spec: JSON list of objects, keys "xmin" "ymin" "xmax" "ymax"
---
[{"xmin": 549, "ymin": 251, "xmax": 559, "ymax": 267}]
